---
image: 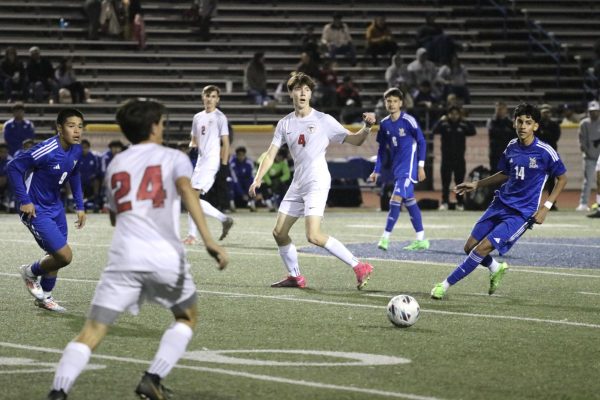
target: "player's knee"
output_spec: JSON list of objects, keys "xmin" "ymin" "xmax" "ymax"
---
[
  {"xmin": 54, "ymin": 248, "xmax": 73, "ymax": 267},
  {"xmin": 463, "ymin": 243, "xmax": 472, "ymax": 254},
  {"xmin": 305, "ymin": 232, "xmax": 323, "ymax": 246}
]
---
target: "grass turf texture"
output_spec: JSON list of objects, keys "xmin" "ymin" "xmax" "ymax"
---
[{"xmin": 0, "ymin": 210, "xmax": 599, "ymax": 400}]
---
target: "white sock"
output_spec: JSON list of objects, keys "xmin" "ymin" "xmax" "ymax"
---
[
  {"xmin": 382, "ymin": 231, "xmax": 391, "ymax": 239},
  {"xmin": 324, "ymin": 236, "xmax": 359, "ymax": 268},
  {"xmin": 187, "ymin": 213, "xmax": 198, "ymax": 238},
  {"xmin": 596, "ymin": 194, "xmax": 600, "ymax": 204},
  {"xmin": 278, "ymin": 243, "xmax": 300, "ymax": 277},
  {"xmin": 442, "ymin": 279, "xmax": 451, "ymax": 289},
  {"xmin": 53, "ymin": 341, "xmax": 92, "ymax": 393},
  {"xmin": 488, "ymin": 259, "xmax": 500, "ymax": 274},
  {"xmin": 44, "ymin": 291, "xmax": 52, "ymax": 299},
  {"xmin": 147, "ymin": 322, "xmax": 193, "ymax": 378},
  {"xmin": 416, "ymin": 231, "xmax": 425, "ymax": 241},
  {"xmin": 200, "ymin": 199, "xmax": 227, "ymax": 222}
]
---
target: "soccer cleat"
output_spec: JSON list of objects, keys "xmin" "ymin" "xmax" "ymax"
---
[
  {"xmin": 34, "ymin": 296, "xmax": 66, "ymax": 313},
  {"xmin": 438, "ymin": 203, "xmax": 448, "ymax": 211},
  {"xmin": 455, "ymin": 204, "xmax": 465, "ymax": 211},
  {"xmin": 430, "ymin": 283, "xmax": 446, "ymax": 300},
  {"xmin": 587, "ymin": 209, "xmax": 600, "ymax": 218},
  {"xmin": 591, "ymin": 203, "xmax": 599, "ymax": 210},
  {"xmin": 219, "ymin": 217, "xmax": 234, "ymax": 240},
  {"xmin": 181, "ymin": 235, "xmax": 197, "ymax": 245},
  {"xmin": 46, "ymin": 389, "xmax": 67, "ymax": 400},
  {"xmin": 19, "ymin": 264, "xmax": 44, "ymax": 300},
  {"xmin": 377, "ymin": 236, "xmax": 389, "ymax": 251},
  {"xmin": 270, "ymin": 275, "xmax": 306, "ymax": 288},
  {"xmin": 575, "ymin": 204, "xmax": 590, "ymax": 212},
  {"xmin": 353, "ymin": 262, "xmax": 373, "ymax": 290},
  {"xmin": 489, "ymin": 262, "xmax": 509, "ymax": 295},
  {"xmin": 403, "ymin": 239, "xmax": 430, "ymax": 251},
  {"xmin": 135, "ymin": 372, "xmax": 173, "ymax": 400}
]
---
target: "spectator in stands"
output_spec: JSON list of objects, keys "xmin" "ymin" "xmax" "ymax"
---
[
  {"xmin": 56, "ymin": 58, "xmax": 86, "ymax": 104},
  {"xmin": 321, "ymin": 13, "xmax": 356, "ymax": 66},
  {"xmin": 415, "ymin": 14, "xmax": 456, "ymax": 64},
  {"xmin": 487, "ymin": 101, "xmax": 515, "ymax": 173},
  {"xmin": 295, "ymin": 52, "xmax": 320, "ymax": 80},
  {"xmin": 407, "ymin": 48, "xmax": 438, "ymax": 94},
  {"xmin": 412, "ymin": 79, "xmax": 440, "ymax": 127},
  {"xmin": 560, "ymin": 103, "xmax": 585, "ymax": 125},
  {"xmin": 385, "ymin": 54, "xmax": 408, "ymax": 89},
  {"xmin": 123, "ymin": 0, "xmax": 146, "ymax": 50},
  {"xmin": 365, "ymin": 16, "xmax": 398, "ymax": 66},
  {"xmin": 229, "ymin": 146, "xmax": 256, "ymax": 211},
  {"xmin": 14, "ymin": 138, "xmax": 35, "ymax": 158},
  {"xmin": 337, "ymin": 75, "xmax": 362, "ymax": 124},
  {"xmin": 436, "ymin": 55, "xmax": 470, "ymax": 104},
  {"xmin": 79, "ymin": 139, "xmax": 101, "ymax": 211},
  {"xmin": 260, "ymin": 148, "xmax": 291, "ymax": 211},
  {"xmin": 577, "ymin": 100, "xmax": 600, "ymax": 211},
  {"xmin": 194, "ymin": 0, "xmax": 217, "ymax": 41},
  {"xmin": 3, "ymin": 102, "xmax": 35, "ymax": 158},
  {"xmin": 244, "ymin": 52, "xmax": 272, "ymax": 106},
  {"xmin": 536, "ymin": 104, "xmax": 562, "ymax": 208},
  {"xmin": 432, "ymin": 105, "xmax": 476, "ymax": 210},
  {"xmin": 99, "ymin": 0, "xmax": 124, "ymax": 37},
  {"xmin": 0, "ymin": 143, "xmax": 10, "ymax": 210},
  {"xmin": 83, "ymin": 0, "xmax": 102, "ymax": 40},
  {"xmin": 26, "ymin": 46, "xmax": 58, "ymax": 103},
  {"xmin": 317, "ymin": 59, "xmax": 339, "ymax": 109},
  {"xmin": 1, "ymin": 47, "xmax": 28, "ymax": 102},
  {"xmin": 300, "ymin": 25, "xmax": 322, "ymax": 64}
]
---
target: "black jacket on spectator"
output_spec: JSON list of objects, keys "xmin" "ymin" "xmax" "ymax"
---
[
  {"xmin": 536, "ymin": 119, "xmax": 561, "ymax": 150},
  {"xmin": 487, "ymin": 116, "xmax": 515, "ymax": 172},
  {"xmin": 433, "ymin": 118, "xmax": 476, "ymax": 158},
  {"xmin": 27, "ymin": 57, "xmax": 54, "ymax": 83}
]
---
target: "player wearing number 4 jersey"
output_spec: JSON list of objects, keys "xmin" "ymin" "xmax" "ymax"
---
[
  {"xmin": 46, "ymin": 99, "xmax": 228, "ymax": 400},
  {"xmin": 249, "ymin": 72, "xmax": 376, "ymax": 290},
  {"xmin": 7, "ymin": 108, "xmax": 86, "ymax": 313},
  {"xmin": 431, "ymin": 103, "xmax": 567, "ymax": 300}
]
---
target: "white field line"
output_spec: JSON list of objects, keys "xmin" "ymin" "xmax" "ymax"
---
[
  {"xmin": 0, "ymin": 342, "xmax": 444, "ymax": 400},
  {"xmin": 1, "ymin": 273, "xmax": 599, "ymax": 329},
  {"xmin": 578, "ymin": 292, "xmax": 600, "ymax": 296}
]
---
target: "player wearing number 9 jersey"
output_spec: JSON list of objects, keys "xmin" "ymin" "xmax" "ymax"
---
[
  {"xmin": 8, "ymin": 108, "xmax": 86, "ymax": 313},
  {"xmin": 46, "ymin": 99, "xmax": 228, "ymax": 400}
]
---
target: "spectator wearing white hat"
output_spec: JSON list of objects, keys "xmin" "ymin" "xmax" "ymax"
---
[
  {"xmin": 577, "ymin": 100, "xmax": 600, "ymax": 211},
  {"xmin": 407, "ymin": 48, "xmax": 438, "ymax": 95}
]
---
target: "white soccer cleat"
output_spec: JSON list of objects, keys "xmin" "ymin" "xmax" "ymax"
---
[
  {"xmin": 34, "ymin": 296, "xmax": 66, "ymax": 313},
  {"xmin": 19, "ymin": 265, "xmax": 44, "ymax": 300},
  {"xmin": 575, "ymin": 204, "xmax": 590, "ymax": 212}
]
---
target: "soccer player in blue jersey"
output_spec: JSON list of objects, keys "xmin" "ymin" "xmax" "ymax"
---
[
  {"xmin": 431, "ymin": 103, "xmax": 567, "ymax": 299},
  {"xmin": 7, "ymin": 108, "xmax": 86, "ymax": 312},
  {"xmin": 368, "ymin": 88, "xmax": 429, "ymax": 251}
]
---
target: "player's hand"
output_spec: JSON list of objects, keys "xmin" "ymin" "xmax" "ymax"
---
[
  {"xmin": 20, "ymin": 203, "xmax": 36, "ymax": 220},
  {"xmin": 418, "ymin": 167, "xmax": 426, "ymax": 182},
  {"xmin": 75, "ymin": 210, "xmax": 87, "ymax": 229},
  {"xmin": 248, "ymin": 180, "xmax": 261, "ymax": 198},
  {"xmin": 362, "ymin": 112, "xmax": 376, "ymax": 127},
  {"xmin": 367, "ymin": 172, "xmax": 379, "ymax": 183},
  {"xmin": 532, "ymin": 207, "xmax": 549, "ymax": 225},
  {"xmin": 205, "ymin": 241, "xmax": 228, "ymax": 270},
  {"xmin": 454, "ymin": 181, "xmax": 477, "ymax": 195}
]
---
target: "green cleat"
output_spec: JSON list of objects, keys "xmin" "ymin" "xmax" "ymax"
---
[
  {"xmin": 431, "ymin": 283, "xmax": 446, "ymax": 299},
  {"xmin": 489, "ymin": 262, "xmax": 509, "ymax": 295},
  {"xmin": 404, "ymin": 239, "xmax": 430, "ymax": 251},
  {"xmin": 377, "ymin": 236, "xmax": 389, "ymax": 251}
]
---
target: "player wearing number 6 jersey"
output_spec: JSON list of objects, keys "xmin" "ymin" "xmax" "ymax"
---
[
  {"xmin": 249, "ymin": 72, "xmax": 376, "ymax": 290},
  {"xmin": 7, "ymin": 108, "xmax": 86, "ymax": 313},
  {"xmin": 430, "ymin": 103, "xmax": 567, "ymax": 300},
  {"xmin": 46, "ymin": 99, "xmax": 228, "ymax": 400}
]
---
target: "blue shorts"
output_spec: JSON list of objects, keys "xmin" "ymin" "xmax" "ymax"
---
[
  {"xmin": 392, "ymin": 178, "xmax": 415, "ymax": 199},
  {"xmin": 20, "ymin": 208, "xmax": 68, "ymax": 254},
  {"xmin": 471, "ymin": 199, "xmax": 531, "ymax": 256}
]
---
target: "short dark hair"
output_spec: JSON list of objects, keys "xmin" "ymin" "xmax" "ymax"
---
[
  {"xmin": 81, "ymin": 139, "xmax": 91, "ymax": 146},
  {"xmin": 11, "ymin": 102, "xmax": 25, "ymax": 112},
  {"xmin": 383, "ymin": 87, "xmax": 403, "ymax": 100},
  {"xmin": 513, "ymin": 102, "xmax": 541, "ymax": 123},
  {"xmin": 235, "ymin": 146, "xmax": 247, "ymax": 154},
  {"xmin": 56, "ymin": 108, "xmax": 84, "ymax": 126},
  {"xmin": 447, "ymin": 105, "xmax": 461, "ymax": 114},
  {"xmin": 108, "ymin": 140, "xmax": 125, "ymax": 149},
  {"xmin": 286, "ymin": 71, "xmax": 316, "ymax": 92},
  {"xmin": 116, "ymin": 99, "xmax": 166, "ymax": 144}
]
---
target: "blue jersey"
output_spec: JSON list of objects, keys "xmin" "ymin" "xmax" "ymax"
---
[
  {"xmin": 496, "ymin": 137, "xmax": 566, "ymax": 218},
  {"xmin": 374, "ymin": 112, "xmax": 427, "ymax": 182},
  {"xmin": 229, "ymin": 156, "xmax": 254, "ymax": 196},
  {"xmin": 7, "ymin": 135, "xmax": 84, "ymax": 212},
  {"xmin": 3, "ymin": 117, "xmax": 35, "ymax": 157},
  {"xmin": 79, "ymin": 150, "xmax": 100, "ymax": 185}
]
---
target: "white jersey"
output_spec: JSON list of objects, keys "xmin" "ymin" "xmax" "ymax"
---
[
  {"xmin": 104, "ymin": 143, "xmax": 193, "ymax": 272},
  {"xmin": 272, "ymin": 109, "xmax": 348, "ymax": 191},
  {"xmin": 191, "ymin": 109, "xmax": 229, "ymax": 163}
]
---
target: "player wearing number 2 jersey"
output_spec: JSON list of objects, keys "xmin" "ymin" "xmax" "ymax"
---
[
  {"xmin": 430, "ymin": 103, "xmax": 567, "ymax": 300},
  {"xmin": 7, "ymin": 108, "xmax": 86, "ymax": 313},
  {"xmin": 249, "ymin": 72, "xmax": 377, "ymax": 290},
  {"xmin": 46, "ymin": 99, "xmax": 228, "ymax": 400}
]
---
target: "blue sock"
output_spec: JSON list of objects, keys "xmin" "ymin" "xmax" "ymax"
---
[
  {"xmin": 447, "ymin": 250, "xmax": 484, "ymax": 285},
  {"xmin": 384, "ymin": 201, "xmax": 402, "ymax": 233},
  {"xmin": 404, "ymin": 198, "xmax": 424, "ymax": 233},
  {"xmin": 40, "ymin": 275, "xmax": 57, "ymax": 293},
  {"xmin": 30, "ymin": 261, "xmax": 44, "ymax": 277}
]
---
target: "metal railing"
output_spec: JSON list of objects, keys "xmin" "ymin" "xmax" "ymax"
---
[{"xmin": 523, "ymin": 10, "xmax": 563, "ymax": 87}]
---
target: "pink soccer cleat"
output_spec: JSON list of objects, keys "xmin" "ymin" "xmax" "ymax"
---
[
  {"xmin": 181, "ymin": 235, "xmax": 197, "ymax": 245},
  {"xmin": 353, "ymin": 262, "xmax": 373, "ymax": 290},
  {"xmin": 271, "ymin": 275, "xmax": 306, "ymax": 288}
]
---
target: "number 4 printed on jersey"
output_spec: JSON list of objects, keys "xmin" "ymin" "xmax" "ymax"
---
[
  {"xmin": 111, "ymin": 165, "xmax": 166, "ymax": 213},
  {"xmin": 298, "ymin": 133, "xmax": 306, "ymax": 147}
]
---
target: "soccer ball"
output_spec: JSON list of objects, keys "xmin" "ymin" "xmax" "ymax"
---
[{"xmin": 386, "ymin": 295, "xmax": 420, "ymax": 328}]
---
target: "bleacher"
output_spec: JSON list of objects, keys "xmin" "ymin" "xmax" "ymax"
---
[{"xmin": 0, "ymin": 0, "xmax": 597, "ymax": 140}]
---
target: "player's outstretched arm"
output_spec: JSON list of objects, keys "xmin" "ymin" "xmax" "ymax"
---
[
  {"xmin": 177, "ymin": 176, "xmax": 228, "ymax": 270},
  {"xmin": 456, "ymin": 171, "xmax": 508, "ymax": 195},
  {"xmin": 343, "ymin": 112, "xmax": 376, "ymax": 146},
  {"xmin": 249, "ymin": 144, "xmax": 278, "ymax": 198},
  {"xmin": 532, "ymin": 173, "xmax": 568, "ymax": 225}
]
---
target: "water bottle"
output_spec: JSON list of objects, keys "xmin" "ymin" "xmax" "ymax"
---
[{"xmin": 59, "ymin": 18, "xmax": 69, "ymax": 29}]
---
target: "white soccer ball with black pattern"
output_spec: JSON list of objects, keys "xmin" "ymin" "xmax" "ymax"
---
[{"xmin": 386, "ymin": 295, "xmax": 420, "ymax": 328}]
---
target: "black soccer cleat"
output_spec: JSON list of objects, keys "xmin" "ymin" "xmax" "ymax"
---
[
  {"xmin": 135, "ymin": 372, "xmax": 173, "ymax": 400},
  {"xmin": 46, "ymin": 389, "xmax": 67, "ymax": 400}
]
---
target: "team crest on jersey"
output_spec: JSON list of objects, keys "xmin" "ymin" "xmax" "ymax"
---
[
  {"xmin": 399, "ymin": 128, "xmax": 405, "ymax": 136},
  {"xmin": 528, "ymin": 157, "xmax": 538, "ymax": 169},
  {"xmin": 73, "ymin": 160, "xmax": 78, "ymax": 167},
  {"xmin": 308, "ymin": 124, "xmax": 316, "ymax": 134}
]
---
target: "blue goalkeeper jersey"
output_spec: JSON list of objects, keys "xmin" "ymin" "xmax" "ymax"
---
[
  {"xmin": 7, "ymin": 135, "xmax": 84, "ymax": 212},
  {"xmin": 374, "ymin": 112, "xmax": 427, "ymax": 183},
  {"xmin": 496, "ymin": 137, "xmax": 566, "ymax": 218}
]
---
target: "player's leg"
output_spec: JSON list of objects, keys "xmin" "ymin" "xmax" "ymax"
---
[
  {"xmin": 271, "ymin": 211, "xmax": 304, "ymax": 287},
  {"xmin": 377, "ymin": 180, "xmax": 403, "ymax": 251},
  {"xmin": 199, "ymin": 197, "xmax": 234, "ymax": 240},
  {"xmin": 184, "ymin": 188, "xmax": 201, "ymax": 244},
  {"xmin": 401, "ymin": 181, "xmax": 429, "ymax": 251},
  {"xmin": 439, "ymin": 158, "xmax": 451, "ymax": 210}
]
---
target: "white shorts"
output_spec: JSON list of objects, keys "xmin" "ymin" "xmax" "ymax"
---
[
  {"xmin": 191, "ymin": 157, "xmax": 219, "ymax": 193},
  {"xmin": 596, "ymin": 154, "xmax": 600, "ymax": 172},
  {"xmin": 89, "ymin": 266, "xmax": 197, "ymax": 324},
  {"xmin": 278, "ymin": 186, "xmax": 330, "ymax": 217}
]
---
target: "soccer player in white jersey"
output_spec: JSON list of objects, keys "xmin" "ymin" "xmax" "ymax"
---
[
  {"xmin": 46, "ymin": 99, "xmax": 228, "ymax": 400},
  {"xmin": 249, "ymin": 72, "xmax": 376, "ymax": 290},
  {"xmin": 182, "ymin": 84, "xmax": 234, "ymax": 244}
]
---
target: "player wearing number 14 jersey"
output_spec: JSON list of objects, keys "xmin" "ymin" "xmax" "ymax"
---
[{"xmin": 7, "ymin": 108, "xmax": 86, "ymax": 313}]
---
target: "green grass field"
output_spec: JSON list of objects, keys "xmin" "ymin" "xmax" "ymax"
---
[{"xmin": 1, "ymin": 209, "xmax": 599, "ymax": 400}]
